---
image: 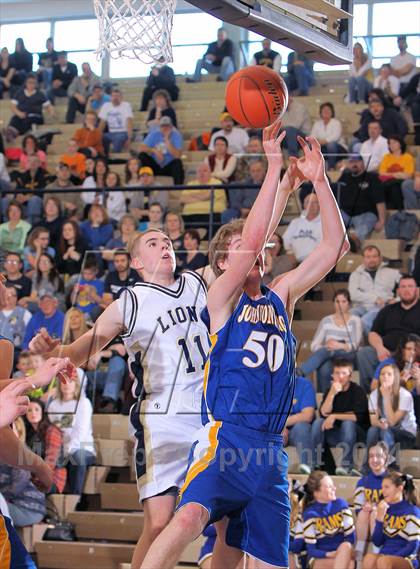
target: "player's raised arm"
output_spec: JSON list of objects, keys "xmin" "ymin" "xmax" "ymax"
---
[
  {"xmin": 207, "ymin": 120, "xmax": 286, "ymax": 329},
  {"xmin": 272, "ymin": 136, "xmax": 349, "ymax": 311}
]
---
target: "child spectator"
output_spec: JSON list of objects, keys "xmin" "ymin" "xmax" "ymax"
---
[
  {"xmin": 366, "ymin": 364, "xmax": 417, "ymax": 450},
  {"xmin": 73, "ymin": 110, "xmax": 104, "ymax": 158},
  {"xmin": 362, "ymin": 471, "xmax": 419, "ymax": 569},
  {"xmin": 25, "ymin": 399, "xmax": 66, "ymax": 493},
  {"xmin": 57, "ymin": 221, "xmax": 88, "ymax": 276},
  {"xmin": 80, "ymin": 204, "xmax": 114, "ymax": 251},
  {"xmin": 72, "ymin": 259, "xmax": 105, "ymax": 318},
  {"xmin": 86, "ymin": 83, "xmax": 110, "ymax": 113},
  {"xmin": 0, "ymin": 465, "xmax": 46, "ymax": 527},
  {"xmin": 302, "ymin": 471, "xmax": 355, "ymax": 569},
  {"xmin": 59, "ymin": 139, "xmax": 87, "ymax": 182},
  {"xmin": 104, "ymin": 171, "xmax": 127, "ymax": 222},
  {"xmin": 47, "ymin": 377, "xmax": 96, "ymax": 495},
  {"xmin": 13, "ymin": 349, "xmax": 32, "ymax": 379},
  {"xmin": 0, "ymin": 201, "xmax": 31, "ymax": 255},
  {"xmin": 3, "ymin": 252, "xmax": 32, "ymax": 301},
  {"xmin": 300, "ymin": 289, "xmax": 363, "ymax": 392},
  {"xmin": 372, "ymin": 334, "xmax": 420, "ymax": 392},
  {"xmin": 23, "ymin": 226, "xmax": 55, "ymax": 275},
  {"xmin": 178, "ymin": 230, "xmax": 207, "ymax": 272},
  {"xmin": 0, "ymin": 285, "xmax": 31, "ymax": 350},
  {"xmin": 263, "ymin": 232, "xmax": 296, "ymax": 285},
  {"xmin": 138, "ymin": 202, "xmax": 164, "ymax": 231},
  {"xmin": 19, "ymin": 134, "xmax": 47, "ymax": 170}
]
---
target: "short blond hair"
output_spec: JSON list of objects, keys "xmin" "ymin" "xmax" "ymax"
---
[
  {"xmin": 128, "ymin": 228, "xmax": 168, "ymax": 259},
  {"xmin": 209, "ymin": 218, "xmax": 245, "ymax": 277}
]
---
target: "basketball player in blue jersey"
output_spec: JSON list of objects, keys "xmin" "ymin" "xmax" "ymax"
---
[{"xmin": 140, "ymin": 122, "xmax": 349, "ymax": 569}]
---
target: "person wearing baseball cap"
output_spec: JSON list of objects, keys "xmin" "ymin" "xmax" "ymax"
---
[
  {"xmin": 138, "ymin": 112, "xmax": 185, "ymax": 184},
  {"xmin": 208, "ymin": 111, "xmax": 249, "ymax": 154},
  {"xmin": 139, "ymin": 166, "xmax": 169, "ymax": 211}
]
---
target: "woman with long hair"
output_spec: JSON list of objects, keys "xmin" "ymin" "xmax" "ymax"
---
[
  {"xmin": 372, "ymin": 334, "xmax": 420, "ymax": 392},
  {"xmin": 20, "ymin": 253, "xmax": 64, "ymax": 311},
  {"xmin": 302, "ymin": 470, "xmax": 355, "ymax": 569},
  {"xmin": 19, "ymin": 134, "xmax": 47, "ymax": 170},
  {"xmin": 57, "ymin": 220, "xmax": 87, "ymax": 276},
  {"xmin": 362, "ymin": 472, "xmax": 419, "ymax": 569},
  {"xmin": 0, "ymin": 47, "xmax": 15, "ymax": 100},
  {"xmin": 348, "ymin": 42, "xmax": 373, "ymax": 103},
  {"xmin": 80, "ymin": 203, "xmax": 113, "ymax": 250},
  {"xmin": 310, "ymin": 102, "xmax": 347, "ymax": 169},
  {"xmin": 146, "ymin": 89, "xmax": 178, "ymax": 131},
  {"xmin": 379, "ymin": 136, "xmax": 415, "ymax": 210},
  {"xmin": 300, "ymin": 289, "xmax": 363, "ymax": 392},
  {"xmin": 62, "ymin": 307, "xmax": 89, "ymax": 346},
  {"xmin": 25, "ymin": 398, "xmax": 66, "ymax": 493},
  {"xmin": 73, "ymin": 110, "xmax": 104, "ymax": 158},
  {"xmin": 81, "ymin": 157, "xmax": 109, "ymax": 208},
  {"xmin": 367, "ymin": 364, "xmax": 417, "ymax": 450},
  {"xmin": 104, "ymin": 171, "xmax": 127, "ymax": 223},
  {"xmin": 205, "ymin": 136, "xmax": 237, "ymax": 183},
  {"xmin": 22, "ymin": 226, "xmax": 55, "ymax": 275},
  {"xmin": 177, "ymin": 229, "xmax": 207, "ymax": 272}
]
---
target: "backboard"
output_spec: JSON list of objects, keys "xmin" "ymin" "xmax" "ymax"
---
[{"xmin": 187, "ymin": 0, "xmax": 354, "ymax": 64}]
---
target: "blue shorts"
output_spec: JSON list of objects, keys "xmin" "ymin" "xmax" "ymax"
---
[
  {"xmin": 178, "ymin": 421, "xmax": 290, "ymax": 567},
  {"xmin": 198, "ymin": 534, "xmax": 216, "ymax": 565},
  {"xmin": 0, "ymin": 513, "xmax": 36, "ymax": 569}
]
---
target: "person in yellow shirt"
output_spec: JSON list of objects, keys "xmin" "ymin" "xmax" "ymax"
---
[
  {"xmin": 379, "ymin": 136, "xmax": 415, "ymax": 209},
  {"xmin": 180, "ymin": 162, "xmax": 227, "ymax": 232},
  {"xmin": 59, "ymin": 138, "xmax": 87, "ymax": 181}
]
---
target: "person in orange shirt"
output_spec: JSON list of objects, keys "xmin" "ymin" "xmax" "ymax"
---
[
  {"xmin": 379, "ymin": 136, "xmax": 415, "ymax": 209},
  {"xmin": 73, "ymin": 111, "xmax": 104, "ymax": 158},
  {"xmin": 59, "ymin": 138, "xmax": 87, "ymax": 181}
]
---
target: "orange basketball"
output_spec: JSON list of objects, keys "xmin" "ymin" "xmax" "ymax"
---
[{"xmin": 225, "ymin": 66, "xmax": 288, "ymax": 128}]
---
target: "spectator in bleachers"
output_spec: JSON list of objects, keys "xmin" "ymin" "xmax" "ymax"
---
[
  {"xmin": 104, "ymin": 171, "xmax": 127, "ymax": 222},
  {"xmin": 188, "ymin": 27, "xmax": 235, "ymax": 83},
  {"xmin": 163, "ymin": 211, "xmax": 185, "ymax": 254},
  {"xmin": 310, "ymin": 102, "xmax": 347, "ymax": 169},
  {"xmin": 0, "ymin": 201, "xmax": 31, "ymax": 254},
  {"xmin": 13, "ymin": 350, "xmax": 31, "ymax": 379},
  {"xmin": 206, "ymin": 136, "xmax": 237, "ymax": 184},
  {"xmin": 300, "ymin": 289, "xmax": 363, "ymax": 393},
  {"xmin": 181, "ymin": 162, "xmax": 225, "ymax": 228},
  {"xmin": 379, "ymin": 136, "xmax": 415, "ymax": 210},
  {"xmin": 86, "ymin": 83, "xmax": 111, "ymax": 114},
  {"xmin": 349, "ymin": 245, "xmax": 400, "ymax": 334},
  {"xmin": 25, "ymin": 398, "xmax": 66, "ymax": 493},
  {"xmin": 374, "ymin": 64, "xmax": 400, "ymax": 107},
  {"xmin": 335, "ymin": 155, "xmax": 385, "ymax": 244},
  {"xmin": 282, "ymin": 193, "xmax": 322, "ymax": 263},
  {"xmin": 302, "ymin": 471, "xmax": 356, "ymax": 568},
  {"xmin": 73, "ymin": 111, "xmax": 104, "ymax": 158},
  {"xmin": 102, "ymin": 214, "xmax": 137, "ymax": 266},
  {"xmin": 37, "ymin": 37, "xmax": 58, "ymax": 91},
  {"xmin": 33, "ymin": 197, "xmax": 64, "ymax": 245},
  {"xmin": 251, "ymin": 38, "xmax": 282, "ymax": 73},
  {"xmin": 146, "ymin": 89, "xmax": 178, "ymax": 131},
  {"xmin": 62, "ymin": 307, "xmax": 88, "ymax": 344},
  {"xmin": 348, "ymin": 42, "xmax": 373, "ymax": 104},
  {"xmin": 45, "ymin": 163, "xmax": 83, "ymax": 220},
  {"xmin": 357, "ymin": 275, "xmax": 420, "ymax": 392},
  {"xmin": 135, "ymin": 166, "xmax": 168, "ymax": 214},
  {"xmin": 6, "ymin": 154, "xmax": 48, "ymax": 225},
  {"xmin": 0, "ymin": 284, "xmax": 31, "ymax": 350},
  {"xmin": 311, "ymin": 358, "xmax": 369, "ymax": 475},
  {"xmin": 57, "ymin": 220, "xmax": 88, "ymax": 276},
  {"xmin": 140, "ymin": 63, "xmax": 179, "ymax": 112},
  {"xmin": 138, "ymin": 201, "xmax": 164, "ymax": 232},
  {"xmin": 10, "ymin": 38, "xmax": 33, "ymax": 89},
  {"xmin": 138, "ymin": 116, "xmax": 184, "ymax": 184},
  {"xmin": 6, "ymin": 73, "xmax": 53, "ymax": 141},
  {"xmin": 22, "ymin": 226, "xmax": 55, "ymax": 275},
  {"xmin": 208, "ymin": 112, "xmax": 249, "ymax": 155},
  {"xmin": 3, "ymin": 252, "xmax": 32, "ymax": 301},
  {"xmin": 19, "ymin": 134, "xmax": 47, "ymax": 170},
  {"xmin": 402, "ymin": 154, "xmax": 420, "ymax": 209},
  {"xmin": 59, "ymin": 139, "xmax": 86, "ymax": 182},
  {"xmin": 360, "ymin": 121, "xmax": 389, "ymax": 173},
  {"xmin": 362, "ymin": 471, "xmax": 420, "ymax": 569},
  {"xmin": 281, "ymin": 97, "xmax": 312, "ymax": 157},
  {"xmin": 47, "ymin": 376, "xmax": 96, "ymax": 494},
  {"xmin": 124, "ymin": 158, "xmax": 146, "ymax": 218},
  {"xmin": 0, "ymin": 47, "xmax": 15, "ymax": 99},
  {"xmin": 102, "ymin": 250, "xmax": 139, "ymax": 306},
  {"xmin": 0, "ymin": 149, "xmax": 11, "ymax": 196},
  {"xmin": 80, "ymin": 204, "xmax": 113, "ymax": 251},
  {"xmin": 222, "ymin": 158, "xmax": 264, "ymax": 222},
  {"xmin": 0, "ymin": 465, "xmax": 46, "ymax": 527},
  {"xmin": 178, "ymin": 229, "xmax": 207, "ymax": 272},
  {"xmin": 234, "ymin": 135, "xmax": 266, "ymax": 182},
  {"xmin": 22, "ymin": 292, "xmax": 64, "ymax": 350},
  {"xmin": 289, "ymin": 482, "xmax": 306, "ymax": 569},
  {"xmin": 400, "ymin": 72, "xmax": 420, "ymax": 145},
  {"xmin": 283, "ymin": 374, "xmax": 316, "ymax": 475},
  {"xmin": 48, "ymin": 51, "xmax": 77, "ymax": 102},
  {"xmin": 263, "ymin": 231, "xmax": 296, "ymax": 284},
  {"xmin": 371, "ymin": 334, "xmax": 420, "ymax": 393},
  {"xmin": 390, "ymin": 35, "xmax": 417, "ymax": 89},
  {"xmin": 21, "ymin": 253, "xmax": 65, "ymax": 311},
  {"xmin": 81, "ymin": 157, "xmax": 109, "ymax": 208},
  {"xmin": 66, "ymin": 62, "xmax": 99, "ymax": 124},
  {"xmin": 286, "ymin": 51, "xmax": 315, "ymax": 97},
  {"xmin": 353, "ymin": 97, "xmax": 408, "ymax": 148},
  {"xmin": 71, "ymin": 258, "xmax": 104, "ymax": 318},
  {"xmin": 354, "ymin": 442, "xmax": 389, "ymax": 562},
  {"xmin": 366, "ymin": 364, "xmax": 417, "ymax": 451},
  {"xmin": 99, "ymin": 88, "xmax": 133, "ymax": 154}
]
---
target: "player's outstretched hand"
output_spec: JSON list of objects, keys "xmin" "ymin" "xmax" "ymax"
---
[
  {"xmin": 0, "ymin": 379, "xmax": 34, "ymax": 427},
  {"xmin": 31, "ymin": 357, "xmax": 75, "ymax": 388},
  {"xmin": 29, "ymin": 327, "xmax": 61, "ymax": 355},
  {"xmin": 263, "ymin": 118, "xmax": 286, "ymax": 168},
  {"xmin": 296, "ymin": 136, "xmax": 326, "ymax": 183}
]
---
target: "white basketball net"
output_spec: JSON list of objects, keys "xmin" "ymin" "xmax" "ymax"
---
[{"xmin": 93, "ymin": 0, "xmax": 177, "ymax": 64}]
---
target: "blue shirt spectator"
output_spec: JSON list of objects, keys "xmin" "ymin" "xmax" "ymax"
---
[
  {"xmin": 23, "ymin": 294, "xmax": 64, "ymax": 349},
  {"xmin": 142, "ymin": 123, "xmax": 183, "ymax": 167}
]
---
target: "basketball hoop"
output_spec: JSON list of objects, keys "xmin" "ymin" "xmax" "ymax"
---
[{"xmin": 93, "ymin": 0, "xmax": 177, "ymax": 64}]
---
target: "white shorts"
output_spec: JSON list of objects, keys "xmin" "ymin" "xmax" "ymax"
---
[{"xmin": 129, "ymin": 398, "xmax": 202, "ymax": 502}]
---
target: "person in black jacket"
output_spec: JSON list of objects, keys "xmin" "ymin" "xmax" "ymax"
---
[
  {"xmin": 48, "ymin": 51, "xmax": 78, "ymax": 102},
  {"xmin": 9, "ymin": 38, "xmax": 33, "ymax": 92},
  {"xmin": 353, "ymin": 97, "xmax": 408, "ymax": 148},
  {"xmin": 187, "ymin": 28, "xmax": 235, "ymax": 83},
  {"xmin": 140, "ymin": 64, "xmax": 179, "ymax": 111},
  {"xmin": 400, "ymin": 72, "xmax": 420, "ymax": 145},
  {"xmin": 37, "ymin": 37, "xmax": 58, "ymax": 91}
]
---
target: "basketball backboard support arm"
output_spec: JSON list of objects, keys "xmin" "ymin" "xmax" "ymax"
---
[{"xmin": 187, "ymin": 0, "xmax": 353, "ymax": 64}]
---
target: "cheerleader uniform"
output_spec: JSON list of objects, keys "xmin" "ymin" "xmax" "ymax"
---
[{"xmin": 354, "ymin": 471, "xmax": 386, "ymax": 513}]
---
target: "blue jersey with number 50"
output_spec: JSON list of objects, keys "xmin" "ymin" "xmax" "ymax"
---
[{"xmin": 201, "ymin": 286, "xmax": 296, "ymax": 434}]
